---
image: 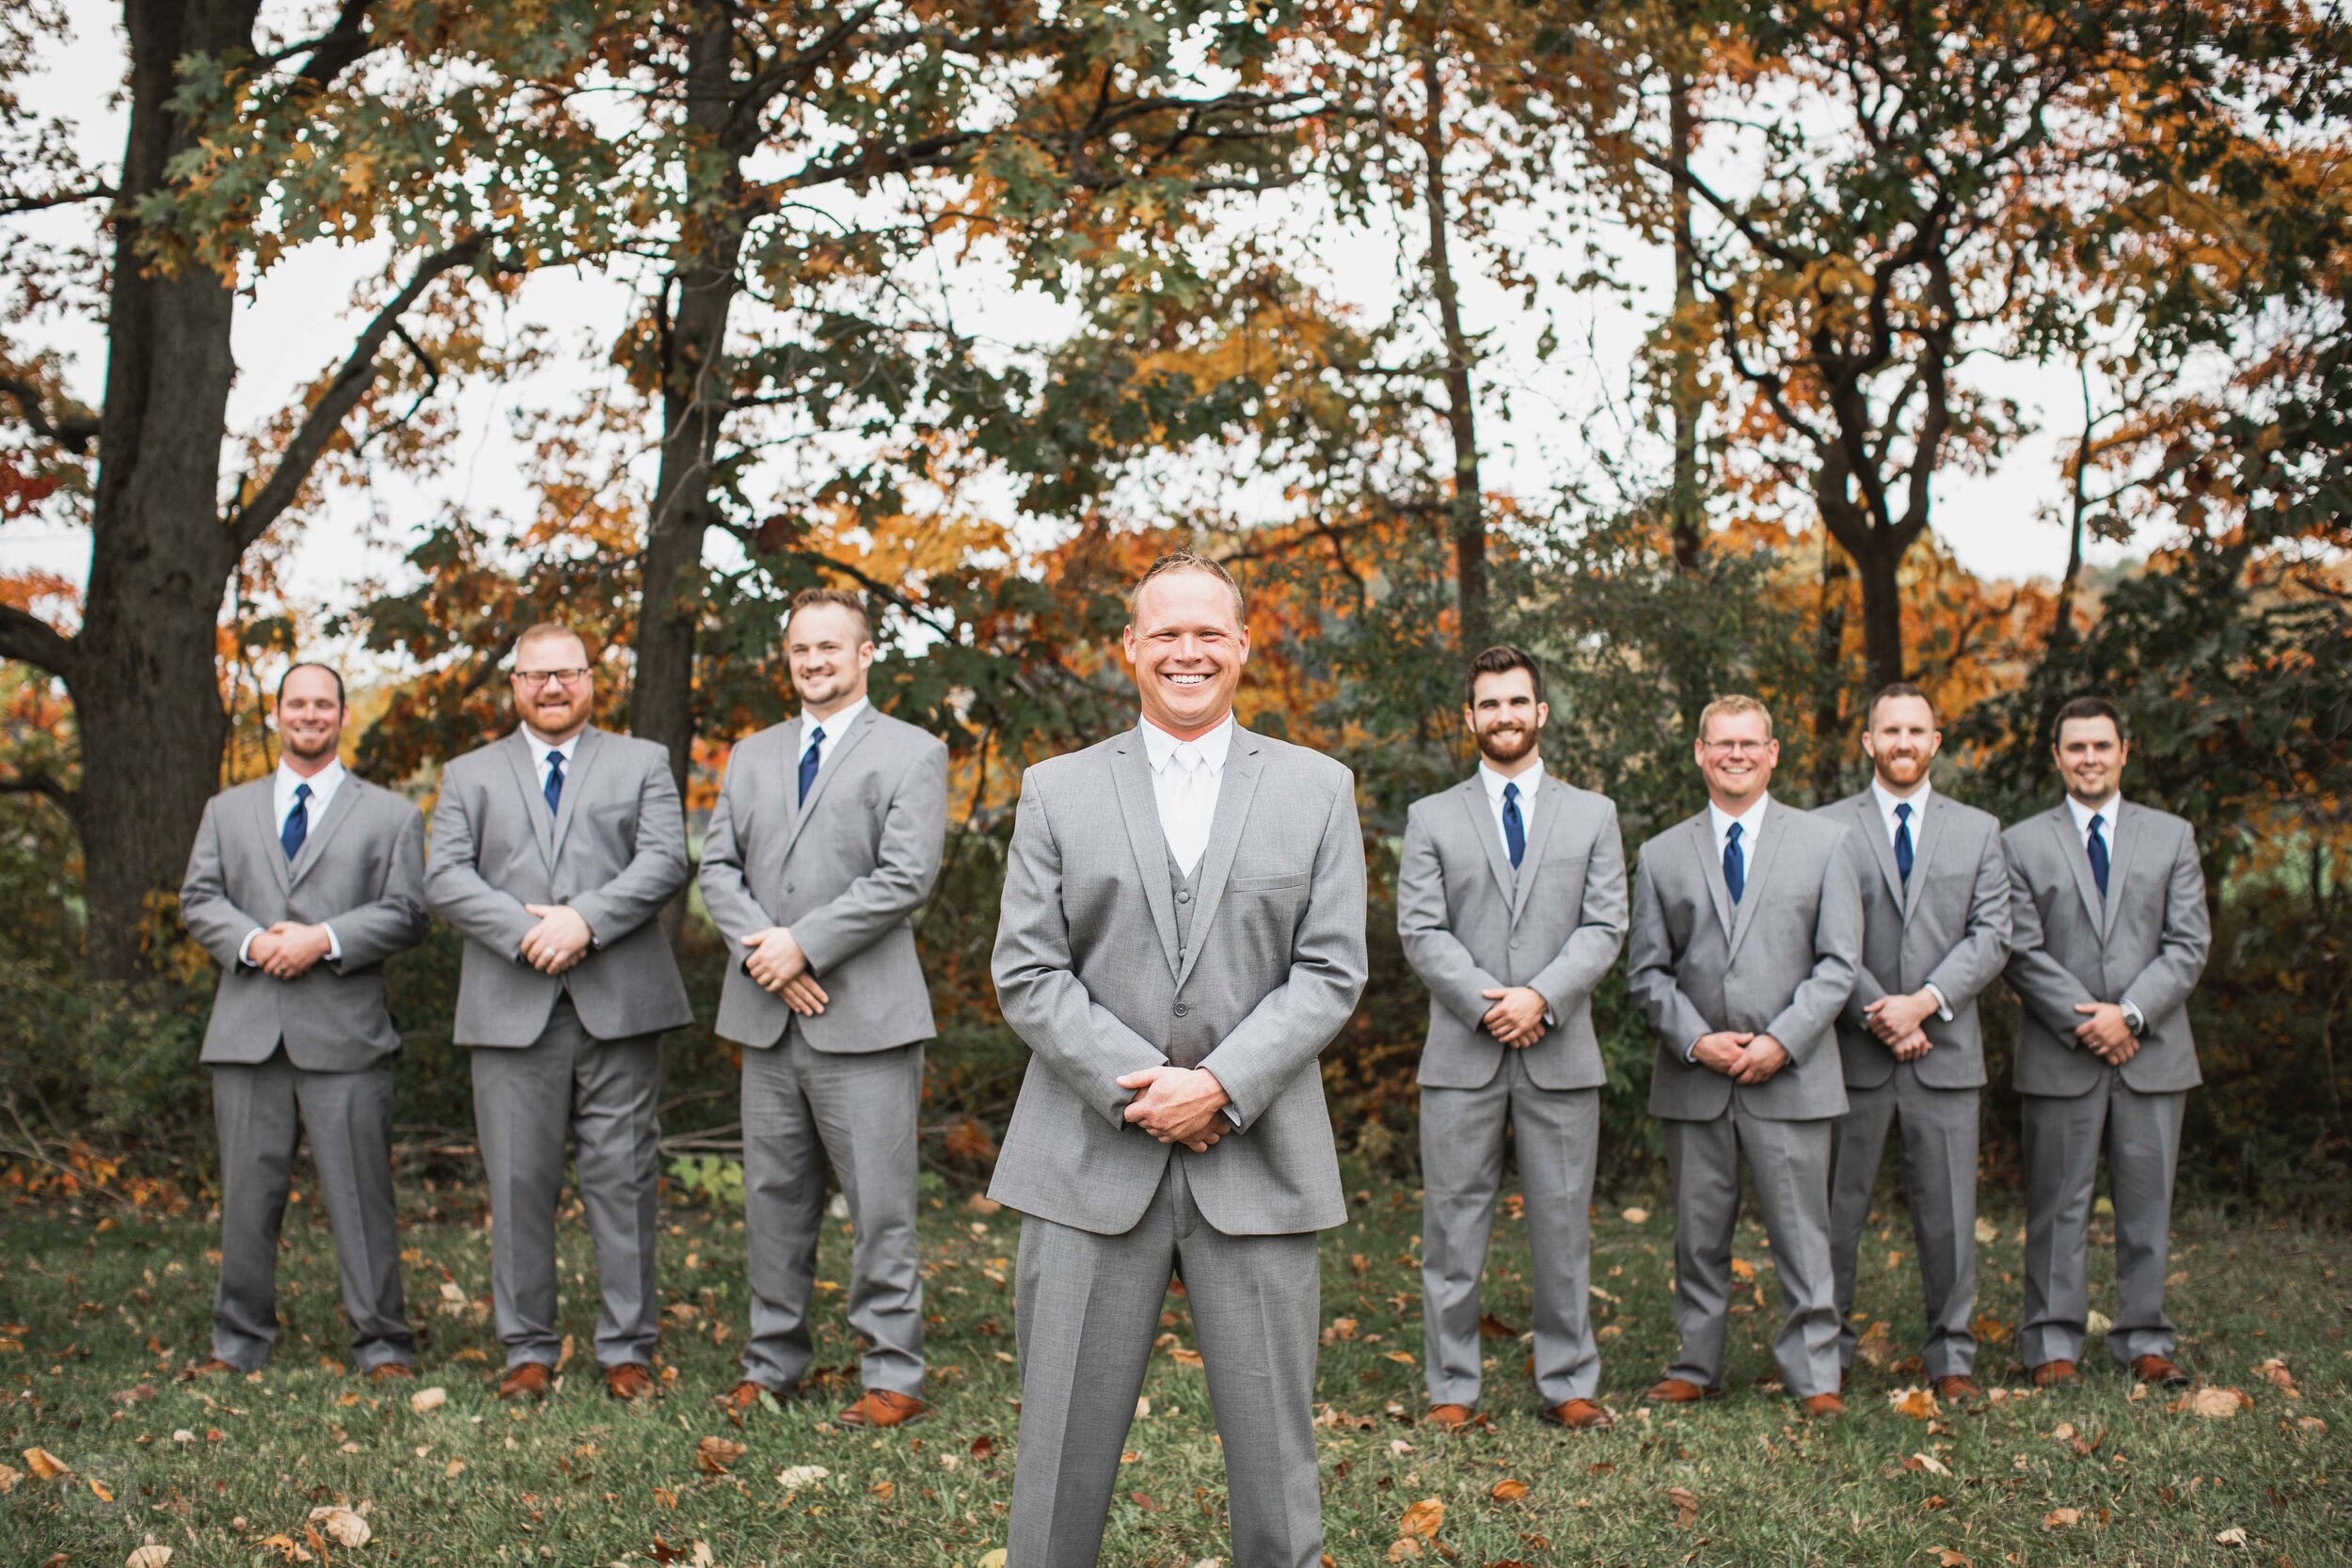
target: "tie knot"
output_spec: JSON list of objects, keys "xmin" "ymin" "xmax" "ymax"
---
[
  {"xmin": 809, "ymin": 724, "xmax": 825, "ymax": 745},
  {"xmin": 548, "ymin": 751, "xmax": 564, "ymax": 771},
  {"xmin": 294, "ymin": 781, "xmax": 311, "ymax": 802},
  {"xmin": 1726, "ymin": 821, "xmax": 1742, "ymax": 846},
  {"xmin": 1895, "ymin": 801, "xmax": 1911, "ymax": 822},
  {"xmin": 1503, "ymin": 781, "xmax": 1518, "ymax": 803},
  {"xmin": 2090, "ymin": 812, "xmax": 2105, "ymax": 834}
]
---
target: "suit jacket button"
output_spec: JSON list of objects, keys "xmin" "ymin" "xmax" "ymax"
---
[
  {"xmin": 1174, "ymin": 1004, "xmax": 1189, "ymax": 1017},
  {"xmin": 1509, "ymin": 939, "xmax": 1522, "ymax": 949},
  {"xmin": 1176, "ymin": 890, "xmax": 1190, "ymax": 904}
]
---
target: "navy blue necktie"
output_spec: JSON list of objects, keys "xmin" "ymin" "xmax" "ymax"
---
[
  {"xmin": 1502, "ymin": 781, "xmax": 1525, "ymax": 869},
  {"xmin": 1894, "ymin": 801, "xmax": 1915, "ymax": 885},
  {"xmin": 281, "ymin": 782, "xmax": 311, "ymax": 862},
  {"xmin": 1724, "ymin": 820, "xmax": 1745, "ymax": 905},
  {"xmin": 2087, "ymin": 812, "xmax": 2109, "ymax": 897},
  {"xmin": 544, "ymin": 750, "xmax": 564, "ymax": 816},
  {"xmin": 799, "ymin": 724, "xmax": 825, "ymax": 803}
]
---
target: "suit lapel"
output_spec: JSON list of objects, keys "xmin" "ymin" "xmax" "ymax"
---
[
  {"xmin": 1508, "ymin": 775, "xmax": 1568, "ymax": 924},
  {"xmin": 2054, "ymin": 806, "xmax": 2103, "ymax": 934},
  {"xmin": 251, "ymin": 781, "xmax": 292, "ymax": 895},
  {"xmin": 781, "ymin": 707, "xmax": 877, "ymax": 861},
  {"xmin": 503, "ymin": 731, "xmax": 558, "ymax": 870},
  {"xmin": 1724, "ymin": 797, "xmax": 1783, "ymax": 964},
  {"xmin": 1458, "ymin": 778, "xmax": 1515, "ymax": 910},
  {"xmin": 1175, "ymin": 728, "xmax": 1265, "ymax": 990},
  {"xmin": 1901, "ymin": 791, "xmax": 1947, "ymax": 922},
  {"xmin": 548, "ymin": 727, "xmax": 604, "ymax": 863},
  {"xmin": 1851, "ymin": 791, "xmax": 1906, "ymax": 912},
  {"xmin": 2099, "ymin": 800, "xmax": 2137, "ymax": 940},
  {"xmin": 1110, "ymin": 733, "xmax": 1183, "ymax": 980},
  {"xmin": 1693, "ymin": 813, "xmax": 1733, "ymax": 943},
  {"xmin": 288, "ymin": 775, "xmax": 361, "ymax": 888}
]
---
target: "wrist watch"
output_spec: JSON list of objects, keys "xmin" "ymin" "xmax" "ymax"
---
[{"xmin": 2121, "ymin": 1000, "xmax": 2146, "ymax": 1037}]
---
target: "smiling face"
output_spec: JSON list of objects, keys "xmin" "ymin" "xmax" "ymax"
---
[
  {"xmin": 276, "ymin": 665, "xmax": 344, "ymax": 769},
  {"xmin": 2054, "ymin": 713, "xmax": 2127, "ymax": 806},
  {"xmin": 1862, "ymin": 692, "xmax": 1941, "ymax": 791},
  {"xmin": 1121, "ymin": 566, "xmax": 1249, "ymax": 739},
  {"xmin": 1696, "ymin": 706, "xmax": 1778, "ymax": 811},
  {"xmin": 787, "ymin": 602, "xmax": 874, "ymax": 719},
  {"xmin": 1465, "ymin": 667, "xmax": 1547, "ymax": 768},
  {"xmin": 510, "ymin": 630, "xmax": 595, "ymax": 745}
]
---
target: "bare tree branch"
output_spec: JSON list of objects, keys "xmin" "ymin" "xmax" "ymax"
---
[
  {"xmin": 0, "ymin": 375, "xmax": 101, "ymax": 453},
  {"xmin": 0, "ymin": 185, "xmax": 117, "ymax": 217},
  {"xmin": 0, "ymin": 604, "xmax": 79, "ymax": 685}
]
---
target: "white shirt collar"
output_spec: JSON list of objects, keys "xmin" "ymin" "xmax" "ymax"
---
[
  {"xmin": 2066, "ymin": 792, "xmax": 2121, "ymax": 839},
  {"xmin": 524, "ymin": 726, "xmax": 581, "ymax": 765},
  {"xmin": 1871, "ymin": 776, "xmax": 1931, "ymax": 833},
  {"xmin": 275, "ymin": 757, "xmax": 345, "ymax": 817},
  {"xmin": 1479, "ymin": 756, "xmax": 1544, "ymax": 806},
  {"xmin": 1141, "ymin": 714, "xmax": 1235, "ymax": 776},
  {"xmin": 1708, "ymin": 793, "xmax": 1769, "ymax": 850},
  {"xmin": 800, "ymin": 696, "xmax": 868, "ymax": 753}
]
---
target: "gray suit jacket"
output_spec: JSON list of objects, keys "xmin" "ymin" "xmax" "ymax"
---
[
  {"xmin": 1816, "ymin": 788, "xmax": 2012, "ymax": 1091},
  {"xmin": 425, "ymin": 727, "xmax": 692, "ymax": 1047},
  {"xmin": 1397, "ymin": 773, "xmax": 1628, "ymax": 1090},
  {"xmin": 180, "ymin": 775, "xmax": 429, "ymax": 1072},
  {"xmin": 2002, "ymin": 800, "xmax": 2209, "ymax": 1097},
  {"xmin": 700, "ymin": 705, "xmax": 949, "ymax": 1052},
  {"xmin": 988, "ymin": 723, "xmax": 1368, "ymax": 1238},
  {"xmin": 1628, "ymin": 798, "xmax": 1863, "ymax": 1122}
]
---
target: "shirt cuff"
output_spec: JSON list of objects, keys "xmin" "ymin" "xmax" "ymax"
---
[
  {"xmin": 238, "ymin": 928, "xmax": 263, "ymax": 967},
  {"xmin": 1923, "ymin": 982, "xmax": 1952, "ymax": 1022},
  {"xmin": 322, "ymin": 925, "xmax": 342, "ymax": 963},
  {"xmin": 1683, "ymin": 1034, "xmax": 1702, "ymax": 1064},
  {"xmin": 2121, "ymin": 998, "xmax": 2145, "ymax": 1037}
]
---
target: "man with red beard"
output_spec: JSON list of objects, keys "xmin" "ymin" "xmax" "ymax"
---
[{"xmin": 1397, "ymin": 646, "xmax": 1628, "ymax": 1431}]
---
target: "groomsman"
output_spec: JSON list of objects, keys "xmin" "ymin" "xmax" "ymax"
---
[
  {"xmin": 1818, "ymin": 683, "xmax": 2011, "ymax": 1402},
  {"xmin": 700, "ymin": 589, "xmax": 949, "ymax": 1428},
  {"xmin": 992, "ymin": 552, "xmax": 1366, "ymax": 1568},
  {"xmin": 1397, "ymin": 646, "xmax": 1627, "ymax": 1431},
  {"xmin": 178, "ymin": 664, "xmax": 429, "ymax": 1382},
  {"xmin": 2004, "ymin": 696, "xmax": 2209, "ymax": 1387},
  {"xmin": 426, "ymin": 624, "xmax": 691, "ymax": 1402},
  {"xmin": 1627, "ymin": 695, "xmax": 1862, "ymax": 1417}
]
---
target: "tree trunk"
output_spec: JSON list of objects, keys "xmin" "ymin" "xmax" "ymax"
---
[
  {"xmin": 1666, "ymin": 72, "xmax": 1704, "ymax": 573},
  {"xmin": 629, "ymin": 6, "xmax": 745, "ymax": 793},
  {"xmin": 1417, "ymin": 46, "xmax": 1488, "ymax": 652},
  {"xmin": 1811, "ymin": 534, "xmax": 1851, "ymax": 802},
  {"xmin": 1852, "ymin": 532, "xmax": 1904, "ymax": 692}
]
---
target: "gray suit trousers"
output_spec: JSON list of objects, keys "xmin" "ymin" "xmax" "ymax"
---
[
  {"xmin": 1661, "ymin": 1106, "xmax": 1839, "ymax": 1398},
  {"xmin": 211, "ymin": 1052, "xmax": 413, "ymax": 1372},
  {"xmin": 1419, "ymin": 1053, "xmax": 1599, "ymax": 1408},
  {"xmin": 2021, "ymin": 1071, "xmax": 2185, "ymax": 1367},
  {"xmin": 740, "ymin": 1034, "xmax": 924, "ymax": 1397},
  {"xmin": 1827, "ymin": 1069, "xmax": 1979, "ymax": 1378},
  {"xmin": 470, "ymin": 999, "xmax": 662, "ymax": 1370},
  {"xmin": 1010, "ymin": 1160, "xmax": 1321, "ymax": 1568}
]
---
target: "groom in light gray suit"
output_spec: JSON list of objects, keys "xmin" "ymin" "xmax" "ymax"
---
[
  {"xmin": 426, "ymin": 623, "xmax": 691, "ymax": 1403},
  {"xmin": 1817, "ymin": 683, "xmax": 2010, "ymax": 1403},
  {"xmin": 1397, "ymin": 645, "xmax": 1626, "ymax": 1432},
  {"xmin": 992, "ymin": 551, "xmax": 1366, "ymax": 1568},
  {"xmin": 179, "ymin": 663, "xmax": 428, "ymax": 1383},
  {"xmin": 1627, "ymin": 695, "xmax": 1862, "ymax": 1418},
  {"xmin": 701, "ymin": 588, "xmax": 949, "ymax": 1429},
  {"xmin": 2004, "ymin": 695, "xmax": 2209, "ymax": 1389}
]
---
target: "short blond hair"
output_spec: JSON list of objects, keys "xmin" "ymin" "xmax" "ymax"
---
[
  {"xmin": 786, "ymin": 587, "xmax": 872, "ymax": 641},
  {"xmin": 1698, "ymin": 693, "xmax": 1773, "ymax": 741},
  {"xmin": 1130, "ymin": 550, "xmax": 1246, "ymax": 625},
  {"xmin": 515, "ymin": 622, "xmax": 589, "ymax": 660}
]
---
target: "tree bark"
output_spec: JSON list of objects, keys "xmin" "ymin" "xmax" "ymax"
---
[
  {"xmin": 1811, "ymin": 532, "xmax": 1851, "ymax": 801},
  {"xmin": 629, "ymin": 4, "xmax": 747, "ymax": 794},
  {"xmin": 1666, "ymin": 72, "xmax": 1703, "ymax": 573},
  {"xmin": 1417, "ymin": 46, "xmax": 1488, "ymax": 652}
]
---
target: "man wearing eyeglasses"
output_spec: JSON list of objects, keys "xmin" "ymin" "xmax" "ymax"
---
[
  {"xmin": 426, "ymin": 622, "xmax": 691, "ymax": 1403},
  {"xmin": 1627, "ymin": 695, "xmax": 1862, "ymax": 1418}
]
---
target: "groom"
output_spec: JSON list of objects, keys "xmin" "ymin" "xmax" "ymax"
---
[{"xmin": 990, "ymin": 551, "xmax": 1368, "ymax": 1568}]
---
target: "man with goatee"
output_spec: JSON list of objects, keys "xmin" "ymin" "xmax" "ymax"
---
[
  {"xmin": 1397, "ymin": 645, "xmax": 1628, "ymax": 1432},
  {"xmin": 179, "ymin": 663, "xmax": 430, "ymax": 1383},
  {"xmin": 1816, "ymin": 683, "xmax": 2010, "ymax": 1402},
  {"xmin": 427, "ymin": 624, "xmax": 691, "ymax": 1403}
]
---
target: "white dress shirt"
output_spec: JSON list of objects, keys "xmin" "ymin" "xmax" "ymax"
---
[
  {"xmin": 799, "ymin": 696, "xmax": 868, "ymax": 768},
  {"xmin": 1870, "ymin": 777, "xmax": 1951, "ymax": 1020},
  {"xmin": 1141, "ymin": 713, "xmax": 1233, "ymax": 878},
  {"xmin": 1478, "ymin": 757, "xmax": 1544, "ymax": 863},
  {"xmin": 1687, "ymin": 795, "xmax": 1771, "ymax": 1060},
  {"xmin": 2063, "ymin": 791, "xmax": 2143, "ymax": 1033},
  {"xmin": 526, "ymin": 728, "xmax": 581, "ymax": 795},
  {"xmin": 241, "ymin": 759, "xmax": 347, "ymax": 966}
]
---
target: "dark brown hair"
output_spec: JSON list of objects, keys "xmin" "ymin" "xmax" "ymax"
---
[
  {"xmin": 2051, "ymin": 695, "xmax": 2127, "ymax": 745},
  {"xmin": 1866, "ymin": 680, "xmax": 1935, "ymax": 726},
  {"xmin": 1464, "ymin": 645, "xmax": 1545, "ymax": 706},
  {"xmin": 276, "ymin": 662, "xmax": 344, "ymax": 710}
]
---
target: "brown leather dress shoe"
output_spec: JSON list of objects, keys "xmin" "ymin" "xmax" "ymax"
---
[
  {"xmin": 1643, "ymin": 1377, "xmax": 1722, "ymax": 1404},
  {"xmin": 496, "ymin": 1361, "xmax": 556, "ymax": 1402},
  {"xmin": 1800, "ymin": 1392, "xmax": 1846, "ymax": 1418},
  {"xmin": 2029, "ymin": 1359, "xmax": 2080, "ymax": 1388},
  {"xmin": 178, "ymin": 1358, "xmax": 241, "ymax": 1381},
  {"xmin": 604, "ymin": 1362, "xmax": 659, "ymax": 1402},
  {"xmin": 1425, "ymin": 1403, "xmax": 1476, "ymax": 1431},
  {"xmin": 2130, "ymin": 1354, "xmax": 2189, "ymax": 1387},
  {"xmin": 717, "ymin": 1379, "xmax": 785, "ymax": 1415},
  {"xmin": 366, "ymin": 1363, "xmax": 417, "ymax": 1384},
  {"xmin": 1933, "ymin": 1374, "xmax": 1982, "ymax": 1403},
  {"xmin": 1541, "ymin": 1399, "xmax": 1615, "ymax": 1430},
  {"xmin": 837, "ymin": 1388, "xmax": 930, "ymax": 1428}
]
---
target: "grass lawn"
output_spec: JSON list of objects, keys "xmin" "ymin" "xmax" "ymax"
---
[{"xmin": 2, "ymin": 1173, "xmax": 2345, "ymax": 1567}]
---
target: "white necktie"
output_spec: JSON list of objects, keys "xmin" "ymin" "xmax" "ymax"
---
[{"xmin": 1168, "ymin": 744, "xmax": 1211, "ymax": 876}]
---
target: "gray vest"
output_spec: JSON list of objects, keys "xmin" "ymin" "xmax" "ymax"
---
[{"xmin": 1165, "ymin": 839, "xmax": 1214, "ymax": 1069}]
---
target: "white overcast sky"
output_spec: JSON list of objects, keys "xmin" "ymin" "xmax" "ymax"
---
[{"xmin": 6, "ymin": 3, "xmax": 2153, "ymax": 655}]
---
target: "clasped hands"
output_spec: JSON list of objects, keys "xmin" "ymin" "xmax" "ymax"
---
[
  {"xmin": 740, "ymin": 927, "xmax": 829, "ymax": 1016},
  {"xmin": 2072, "ymin": 1001, "xmax": 2138, "ymax": 1065},
  {"xmin": 1118, "ymin": 1065, "xmax": 1232, "ymax": 1153},
  {"xmin": 1479, "ymin": 985, "xmax": 1549, "ymax": 1049},
  {"xmin": 247, "ymin": 922, "xmax": 333, "ymax": 980},
  {"xmin": 519, "ymin": 904, "xmax": 594, "ymax": 974},
  {"xmin": 1865, "ymin": 989, "xmax": 1939, "ymax": 1063},
  {"xmin": 1691, "ymin": 1030, "xmax": 1792, "ymax": 1085}
]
